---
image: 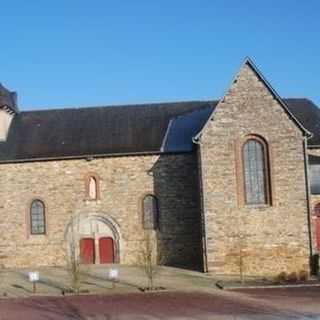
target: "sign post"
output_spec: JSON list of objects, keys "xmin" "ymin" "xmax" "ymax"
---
[
  {"xmin": 108, "ymin": 268, "xmax": 119, "ymax": 289},
  {"xmin": 28, "ymin": 271, "xmax": 39, "ymax": 294}
]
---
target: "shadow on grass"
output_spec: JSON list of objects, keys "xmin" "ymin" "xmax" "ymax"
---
[{"xmin": 11, "ymin": 284, "xmax": 32, "ymax": 293}]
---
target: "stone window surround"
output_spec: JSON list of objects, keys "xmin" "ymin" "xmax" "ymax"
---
[
  {"xmin": 139, "ymin": 193, "xmax": 159, "ymax": 230},
  {"xmin": 26, "ymin": 197, "xmax": 48, "ymax": 238},
  {"xmin": 84, "ymin": 172, "xmax": 101, "ymax": 201},
  {"xmin": 235, "ymin": 134, "xmax": 273, "ymax": 208}
]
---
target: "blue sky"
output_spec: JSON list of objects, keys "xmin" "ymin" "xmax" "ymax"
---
[{"xmin": 0, "ymin": 1, "xmax": 319, "ymax": 110}]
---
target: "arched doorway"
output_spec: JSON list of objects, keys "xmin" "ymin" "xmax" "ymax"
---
[{"xmin": 66, "ymin": 214, "xmax": 120, "ymax": 264}]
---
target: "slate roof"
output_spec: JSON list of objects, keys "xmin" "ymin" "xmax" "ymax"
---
[
  {"xmin": 0, "ymin": 101, "xmax": 217, "ymax": 162},
  {"xmin": 0, "ymin": 98, "xmax": 319, "ymax": 162},
  {"xmin": 0, "ymin": 83, "xmax": 18, "ymax": 113},
  {"xmin": 163, "ymin": 105, "xmax": 214, "ymax": 152}
]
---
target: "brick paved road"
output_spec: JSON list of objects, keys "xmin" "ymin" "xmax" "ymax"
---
[
  {"xmin": 0, "ymin": 290, "xmax": 319, "ymax": 320},
  {"xmin": 231, "ymin": 286, "xmax": 320, "ymax": 316}
]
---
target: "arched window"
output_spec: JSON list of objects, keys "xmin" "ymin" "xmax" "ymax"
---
[
  {"xmin": 143, "ymin": 195, "xmax": 159, "ymax": 230},
  {"xmin": 242, "ymin": 137, "xmax": 270, "ymax": 205},
  {"xmin": 30, "ymin": 200, "xmax": 46, "ymax": 235},
  {"xmin": 85, "ymin": 173, "xmax": 100, "ymax": 200},
  {"xmin": 314, "ymin": 203, "xmax": 320, "ymax": 216}
]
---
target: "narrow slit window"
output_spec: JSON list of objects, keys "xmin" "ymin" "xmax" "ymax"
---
[{"xmin": 89, "ymin": 176, "xmax": 97, "ymax": 200}]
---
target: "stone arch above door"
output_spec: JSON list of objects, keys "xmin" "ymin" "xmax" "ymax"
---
[{"xmin": 65, "ymin": 213, "xmax": 120, "ymax": 264}]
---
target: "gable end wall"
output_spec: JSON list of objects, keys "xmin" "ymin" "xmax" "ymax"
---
[{"xmin": 200, "ymin": 63, "xmax": 310, "ymax": 276}]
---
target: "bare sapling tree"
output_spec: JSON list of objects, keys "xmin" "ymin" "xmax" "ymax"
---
[
  {"xmin": 140, "ymin": 230, "xmax": 158, "ymax": 290},
  {"xmin": 238, "ymin": 233, "xmax": 245, "ymax": 284},
  {"xmin": 237, "ymin": 212, "xmax": 247, "ymax": 284},
  {"xmin": 67, "ymin": 218, "xmax": 87, "ymax": 294}
]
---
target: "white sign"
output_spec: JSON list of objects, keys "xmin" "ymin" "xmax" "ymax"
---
[
  {"xmin": 29, "ymin": 271, "xmax": 39, "ymax": 282},
  {"xmin": 109, "ymin": 268, "xmax": 118, "ymax": 280}
]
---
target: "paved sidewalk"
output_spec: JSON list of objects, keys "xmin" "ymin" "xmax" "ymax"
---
[{"xmin": 0, "ymin": 265, "xmax": 218, "ymax": 298}]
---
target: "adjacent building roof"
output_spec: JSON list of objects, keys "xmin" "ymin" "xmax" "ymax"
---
[
  {"xmin": 285, "ymin": 98, "xmax": 320, "ymax": 146},
  {"xmin": 309, "ymin": 154, "xmax": 320, "ymax": 165},
  {"xmin": 0, "ymin": 98, "xmax": 318, "ymax": 162}
]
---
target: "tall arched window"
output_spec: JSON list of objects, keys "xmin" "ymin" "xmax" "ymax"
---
[
  {"xmin": 30, "ymin": 200, "xmax": 46, "ymax": 235},
  {"xmin": 314, "ymin": 203, "xmax": 320, "ymax": 250},
  {"xmin": 143, "ymin": 195, "xmax": 159, "ymax": 230},
  {"xmin": 242, "ymin": 137, "xmax": 270, "ymax": 205}
]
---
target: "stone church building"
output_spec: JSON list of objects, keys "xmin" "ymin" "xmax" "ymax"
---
[{"xmin": 1, "ymin": 58, "xmax": 320, "ymax": 276}]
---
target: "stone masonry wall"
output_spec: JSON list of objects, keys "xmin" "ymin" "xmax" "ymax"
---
[
  {"xmin": 200, "ymin": 63, "xmax": 311, "ymax": 277},
  {"xmin": 0, "ymin": 153, "xmax": 203, "ymax": 270}
]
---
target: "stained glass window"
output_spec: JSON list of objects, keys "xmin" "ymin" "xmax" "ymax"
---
[
  {"xmin": 243, "ymin": 139, "xmax": 268, "ymax": 205},
  {"xmin": 30, "ymin": 200, "xmax": 46, "ymax": 234}
]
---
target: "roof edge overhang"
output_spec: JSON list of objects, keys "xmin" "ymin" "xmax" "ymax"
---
[
  {"xmin": 0, "ymin": 149, "xmax": 195, "ymax": 165},
  {"xmin": 193, "ymin": 57, "xmax": 312, "ymax": 142}
]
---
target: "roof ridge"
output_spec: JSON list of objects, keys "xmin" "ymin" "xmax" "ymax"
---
[{"xmin": 20, "ymin": 100, "xmax": 216, "ymax": 113}]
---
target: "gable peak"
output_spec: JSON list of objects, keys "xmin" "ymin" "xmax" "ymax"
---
[{"xmin": 234, "ymin": 57, "xmax": 265, "ymax": 83}]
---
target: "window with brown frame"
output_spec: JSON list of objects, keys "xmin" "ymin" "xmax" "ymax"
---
[
  {"xmin": 242, "ymin": 136, "xmax": 271, "ymax": 206},
  {"xmin": 310, "ymin": 164, "xmax": 320, "ymax": 194},
  {"xmin": 314, "ymin": 203, "xmax": 320, "ymax": 216},
  {"xmin": 30, "ymin": 200, "xmax": 46, "ymax": 235}
]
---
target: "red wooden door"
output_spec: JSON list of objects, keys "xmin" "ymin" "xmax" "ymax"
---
[
  {"xmin": 80, "ymin": 238, "xmax": 95, "ymax": 264},
  {"xmin": 99, "ymin": 237, "xmax": 114, "ymax": 264},
  {"xmin": 316, "ymin": 217, "xmax": 320, "ymax": 250}
]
